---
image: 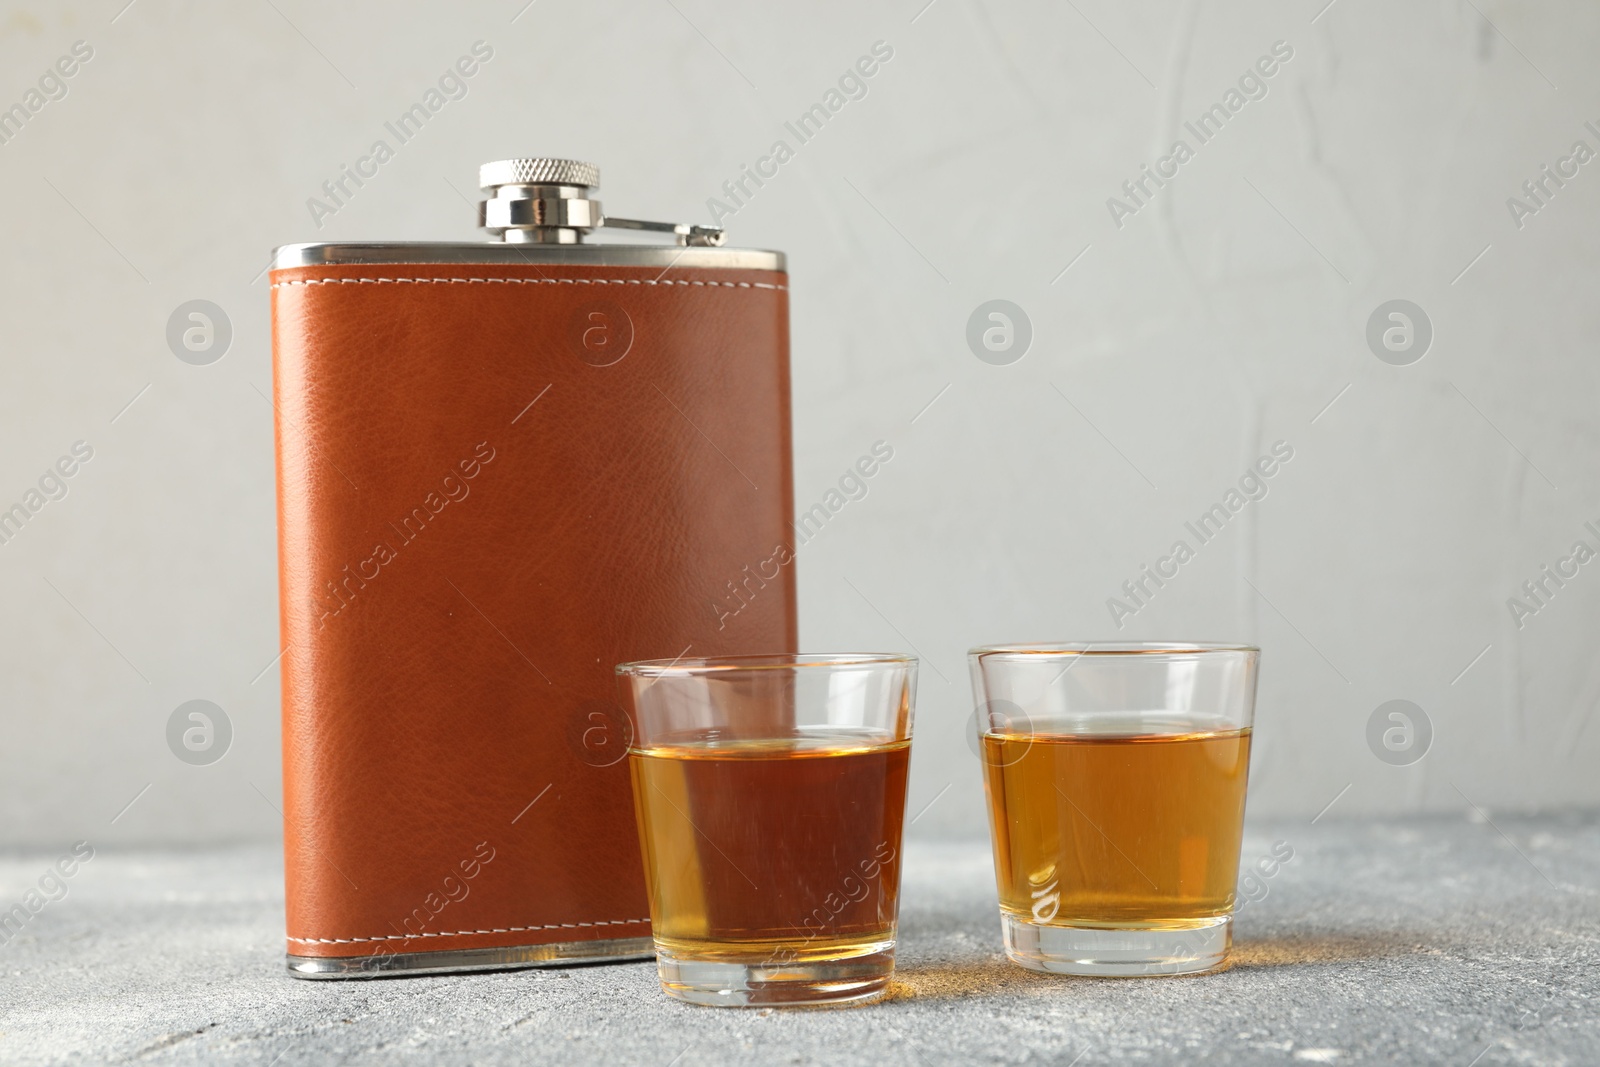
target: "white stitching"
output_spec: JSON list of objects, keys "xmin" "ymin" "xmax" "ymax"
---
[
  {"xmin": 286, "ymin": 917, "xmax": 651, "ymax": 945},
  {"xmin": 270, "ymin": 276, "xmax": 785, "ymax": 291}
]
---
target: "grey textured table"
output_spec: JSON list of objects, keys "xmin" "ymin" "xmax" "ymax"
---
[{"xmin": 1, "ymin": 815, "xmax": 1594, "ymax": 1066}]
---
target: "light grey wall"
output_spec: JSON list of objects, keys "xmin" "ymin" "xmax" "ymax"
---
[{"xmin": 2, "ymin": 0, "xmax": 1596, "ymax": 847}]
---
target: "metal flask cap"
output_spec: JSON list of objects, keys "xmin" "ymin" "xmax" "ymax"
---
[{"xmin": 477, "ymin": 157, "xmax": 724, "ymax": 247}]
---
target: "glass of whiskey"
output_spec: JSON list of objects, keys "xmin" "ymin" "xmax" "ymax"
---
[
  {"xmin": 969, "ymin": 643, "xmax": 1258, "ymax": 976},
  {"xmin": 617, "ymin": 653, "xmax": 917, "ymax": 1007}
]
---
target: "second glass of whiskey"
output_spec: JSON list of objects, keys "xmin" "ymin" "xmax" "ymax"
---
[
  {"xmin": 970, "ymin": 643, "xmax": 1258, "ymax": 977},
  {"xmin": 618, "ymin": 653, "xmax": 917, "ymax": 1007}
]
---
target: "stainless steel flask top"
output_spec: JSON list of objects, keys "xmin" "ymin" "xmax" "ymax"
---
[
  {"xmin": 273, "ymin": 157, "xmax": 778, "ymax": 270},
  {"xmin": 477, "ymin": 157, "xmax": 726, "ymax": 247}
]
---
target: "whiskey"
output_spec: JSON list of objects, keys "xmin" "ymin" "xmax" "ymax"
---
[
  {"xmin": 630, "ymin": 735, "xmax": 909, "ymax": 968},
  {"xmin": 981, "ymin": 727, "xmax": 1251, "ymax": 929},
  {"xmin": 619, "ymin": 652, "xmax": 918, "ymax": 1004}
]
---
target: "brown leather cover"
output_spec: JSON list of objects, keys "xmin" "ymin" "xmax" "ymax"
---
[{"xmin": 270, "ymin": 260, "xmax": 796, "ymax": 960}]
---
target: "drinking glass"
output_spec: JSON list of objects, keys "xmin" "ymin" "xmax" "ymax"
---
[
  {"xmin": 969, "ymin": 643, "xmax": 1258, "ymax": 976},
  {"xmin": 618, "ymin": 653, "xmax": 916, "ymax": 1006}
]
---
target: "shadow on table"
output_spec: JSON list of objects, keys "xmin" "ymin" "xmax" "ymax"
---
[
  {"xmin": 1229, "ymin": 933, "xmax": 1425, "ymax": 969},
  {"xmin": 886, "ymin": 959, "xmax": 1070, "ymax": 1001},
  {"xmin": 887, "ymin": 935, "xmax": 1426, "ymax": 1000}
]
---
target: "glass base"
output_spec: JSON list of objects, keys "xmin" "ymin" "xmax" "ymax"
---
[
  {"xmin": 654, "ymin": 946, "xmax": 894, "ymax": 1007},
  {"xmin": 1001, "ymin": 913, "xmax": 1231, "ymax": 977}
]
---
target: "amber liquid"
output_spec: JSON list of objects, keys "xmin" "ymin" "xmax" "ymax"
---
[
  {"xmin": 982, "ymin": 728, "xmax": 1250, "ymax": 929},
  {"xmin": 630, "ymin": 735, "xmax": 909, "ymax": 965}
]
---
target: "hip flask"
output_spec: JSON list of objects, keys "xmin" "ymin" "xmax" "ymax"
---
[{"xmin": 270, "ymin": 158, "xmax": 797, "ymax": 977}]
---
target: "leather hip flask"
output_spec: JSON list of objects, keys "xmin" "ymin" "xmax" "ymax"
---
[{"xmin": 269, "ymin": 159, "xmax": 797, "ymax": 977}]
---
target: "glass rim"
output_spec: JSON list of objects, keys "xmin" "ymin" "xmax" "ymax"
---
[
  {"xmin": 616, "ymin": 652, "xmax": 916, "ymax": 678},
  {"xmin": 969, "ymin": 642, "xmax": 1258, "ymax": 659}
]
